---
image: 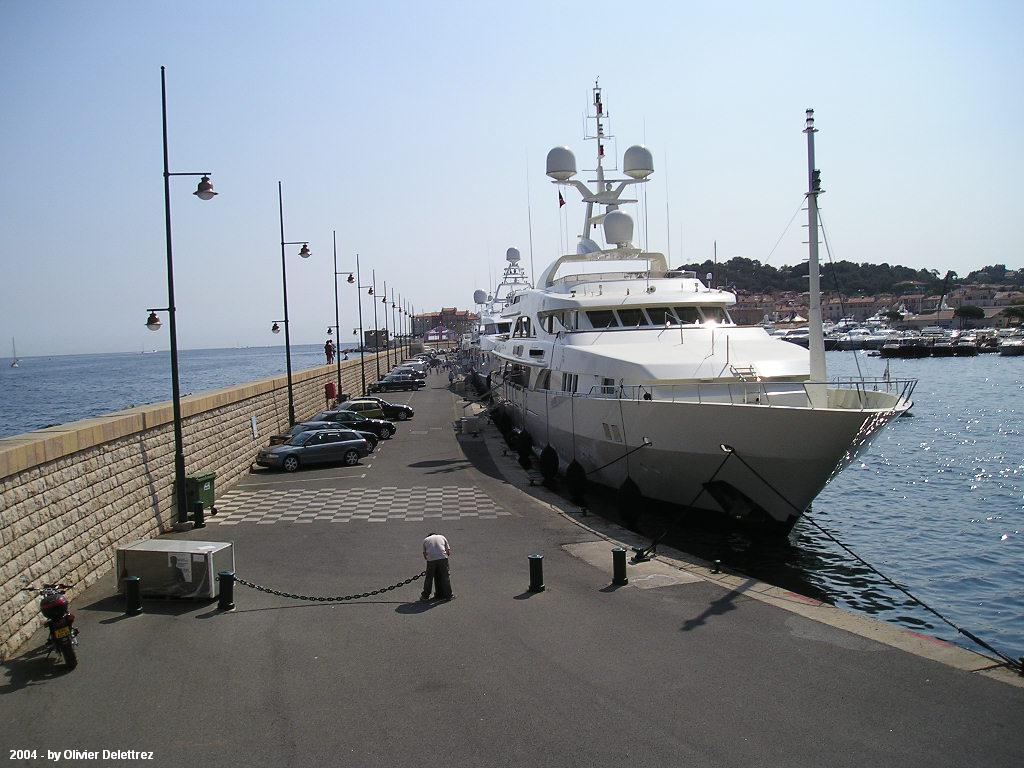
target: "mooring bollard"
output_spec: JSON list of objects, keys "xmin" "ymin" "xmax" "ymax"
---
[
  {"xmin": 528, "ymin": 553, "xmax": 545, "ymax": 593},
  {"xmin": 217, "ymin": 571, "xmax": 235, "ymax": 611},
  {"xmin": 712, "ymin": 559, "xmax": 722, "ymax": 574},
  {"xmin": 124, "ymin": 576, "xmax": 142, "ymax": 616},
  {"xmin": 193, "ymin": 500, "xmax": 206, "ymax": 529},
  {"xmin": 612, "ymin": 547, "xmax": 629, "ymax": 586}
]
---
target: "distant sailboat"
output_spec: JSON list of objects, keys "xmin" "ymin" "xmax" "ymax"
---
[{"xmin": 10, "ymin": 338, "xmax": 19, "ymax": 368}]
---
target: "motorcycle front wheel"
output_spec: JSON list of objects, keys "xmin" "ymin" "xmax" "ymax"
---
[{"xmin": 59, "ymin": 642, "xmax": 78, "ymax": 670}]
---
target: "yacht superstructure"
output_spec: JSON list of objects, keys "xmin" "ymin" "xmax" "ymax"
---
[
  {"xmin": 472, "ymin": 247, "xmax": 531, "ymax": 371},
  {"xmin": 489, "ymin": 83, "xmax": 915, "ymax": 534}
]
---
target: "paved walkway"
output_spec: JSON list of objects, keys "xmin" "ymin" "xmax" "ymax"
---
[{"xmin": 2, "ymin": 372, "xmax": 1022, "ymax": 768}]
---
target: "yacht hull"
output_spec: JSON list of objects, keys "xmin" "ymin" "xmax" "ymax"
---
[{"xmin": 497, "ymin": 385, "xmax": 906, "ymax": 531}]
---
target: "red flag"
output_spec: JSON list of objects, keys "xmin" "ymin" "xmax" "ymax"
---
[{"xmin": 558, "ymin": 191, "xmax": 566, "ymax": 208}]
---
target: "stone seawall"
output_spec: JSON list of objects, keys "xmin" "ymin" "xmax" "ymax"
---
[{"xmin": 0, "ymin": 351, "xmax": 406, "ymax": 659}]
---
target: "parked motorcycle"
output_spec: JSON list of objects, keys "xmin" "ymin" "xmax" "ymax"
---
[{"xmin": 27, "ymin": 584, "xmax": 79, "ymax": 669}]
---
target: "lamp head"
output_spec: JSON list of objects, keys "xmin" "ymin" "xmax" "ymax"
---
[
  {"xmin": 298, "ymin": 243, "xmax": 311, "ymax": 258},
  {"xmin": 368, "ymin": 287, "xmax": 374, "ymax": 296},
  {"xmin": 271, "ymin": 322, "xmax": 281, "ymax": 334},
  {"xmin": 193, "ymin": 175, "xmax": 217, "ymax": 200},
  {"xmin": 327, "ymin": 327, "xmax": 333, "ymax": 335},
  {"xmin": 347, "ymin": 273, "xmax": 355, "ymax": 284},
  {"xmin": 145, "ymin": 312, "xmax": 162, "ymax": 331}
]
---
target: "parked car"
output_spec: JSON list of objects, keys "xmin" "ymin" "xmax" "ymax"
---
[
  {"xmin": 256, "ymin": 429, "xmax": 371, "ymax": 472},
  {"xmin": 310, "ymin": 409, "xmax": 397, "ymax": 439},
  {"xmin": 334, "ymin": 399, "xmax": 387, "ymax": 420},
  {"xmin": 369, "ymin": 374, "xmax": 426, "ymax": 393},
  {"xmin": 348, "ymin": 396, "xmax": 414, "ymax": 421},
  {"xmin": 391, "ymin": 366, "xmax": 426, "ymax": 379},
  {"xmin": 284, "ymin": 421, "xmax": 379, "ymax": 452}
]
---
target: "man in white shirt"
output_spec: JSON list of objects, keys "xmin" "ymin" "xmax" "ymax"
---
[{"xmin": 420, "ymin": 533, "xmax": 454, "ymax": 601}]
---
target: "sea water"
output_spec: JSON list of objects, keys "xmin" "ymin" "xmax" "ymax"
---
[{"xmin": 1, "ymin": 347, "xmax": 1021, "ymax": 658}]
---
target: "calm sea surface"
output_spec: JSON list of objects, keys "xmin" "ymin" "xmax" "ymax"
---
[{"xmin": 1, "ymin": 347, "xmax": 1022, "ymax": 659}]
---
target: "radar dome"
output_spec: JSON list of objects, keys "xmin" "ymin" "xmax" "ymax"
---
[
  {"xmin": 546, "ymin": 146, "xmax": 577, "ymax": 180},
  {"xmin": 603, "ymin": 210, "xmax": 634, "ymax": 247},
  {"xmin": 473, "ymin": 289, "xmax": 488, "ymax": 304},
  {"xmin": 623, "ymin": 145, "xmax": 654, "ymax": 179},
  {"xmin": 506, "ymin": 247, "xmax": 521, "ymax": 263}
]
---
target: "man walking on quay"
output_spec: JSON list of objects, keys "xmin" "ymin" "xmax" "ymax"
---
[{"xmin": 420, "ymin": 532, "xmax": 454, "ymax": 601}]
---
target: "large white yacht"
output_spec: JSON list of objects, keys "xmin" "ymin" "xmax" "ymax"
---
[{"xmin": 489, "ymin": 83, "xmax": 915, "ymax": 534}]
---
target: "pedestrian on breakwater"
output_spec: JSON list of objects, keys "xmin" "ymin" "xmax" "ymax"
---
[
  {"xmin": 324, "ymin": 340, "xmax": 335, "ymax": 364},
  {"xmin": 420, "ymin": 532, "xmax": 454, "ymax": 601}
]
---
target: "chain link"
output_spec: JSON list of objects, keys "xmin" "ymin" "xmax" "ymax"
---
[{"xmin": 233, "ymin": 571, "xmax": 425, "ymax": 603}]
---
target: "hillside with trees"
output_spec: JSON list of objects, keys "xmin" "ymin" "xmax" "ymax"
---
[{"xmin": 675, "ymin": 258, "xmax": 1022, "ymax": 295}]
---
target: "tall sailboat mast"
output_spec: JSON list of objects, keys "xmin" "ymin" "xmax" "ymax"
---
[{"xmin": 804, "ymin": 109, "xmax": 827, "ymax": 403}]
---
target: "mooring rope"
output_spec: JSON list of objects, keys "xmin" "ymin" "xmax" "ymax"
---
[{"xmin": 724, "ymin": 446, "xmax": 1023, "ymax": 674}]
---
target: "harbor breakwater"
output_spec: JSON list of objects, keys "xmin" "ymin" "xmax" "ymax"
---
[{"xmin": 0, "ymin": 352, "xmax": 391, "ymax": 659}]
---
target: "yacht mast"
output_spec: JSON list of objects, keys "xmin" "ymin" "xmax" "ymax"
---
[{"xmin": 804, "ymin": 109, "xmax": 827, "ymax": 402}]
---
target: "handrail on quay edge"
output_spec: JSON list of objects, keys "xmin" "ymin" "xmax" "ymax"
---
[{"xmin": 502, "ymin": 377, "xmax": 916, "ymax": 411}]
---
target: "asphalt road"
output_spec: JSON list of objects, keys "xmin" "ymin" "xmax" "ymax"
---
[{"xmin": 2, "ymin": 370, "xmax": 1021, "ymax": 768}]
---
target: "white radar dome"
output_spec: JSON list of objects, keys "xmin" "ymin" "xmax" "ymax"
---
[
  {"xmin": 603, "ymin": 210, "xmax": 634, "ymax": 247},
  {"xmin": 546, "ymin": 146, "xmax": 577, "ymax": 180},
  {"xmin": 506, "ymin": 247, "xmax": 521, "ymax": 263},
  {"xmin": 473, "ymin": 289, "xmax": 488, "ymax": 305},
  {"xmin": 623, "ymin": 145, "xmax": 654, "ymax": 179}
]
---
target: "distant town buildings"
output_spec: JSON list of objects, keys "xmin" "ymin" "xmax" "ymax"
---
[
  {"xmin": 733, "ymin": 284, "xmax": 1024, "ymax": 329},
  {"xmin": 413, "ymin": 307, "xmax": 479, "ymax": 341}
]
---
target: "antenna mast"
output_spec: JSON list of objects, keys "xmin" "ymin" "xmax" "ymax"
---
[{"xmin": 804, "ymin": 108, "xmax": 827, "ymax": 403}]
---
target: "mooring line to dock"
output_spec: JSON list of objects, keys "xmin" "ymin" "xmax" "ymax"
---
[{"xmin": 724, "ymin": 447, "xmax": 1024, "ymax": 675}]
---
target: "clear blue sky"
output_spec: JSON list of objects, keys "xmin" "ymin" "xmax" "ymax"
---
[{"xmin": 1, "ymin": 0, "xmax": 1021, "ymax": 356}]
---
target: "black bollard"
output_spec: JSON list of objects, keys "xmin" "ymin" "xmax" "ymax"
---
[
  {"xmin": 612, "ymin": 547, "xmax": 629, "ymax": 586},
  {"xmin": 528, "ymin": 554, "xmax": 545, "ymax": 593},
  {"xmin": 712, "ymin": 559, "xmax": 721, "ymax": 574},
  {"xmin": 193, "ymin": 500, "xmax": 206, "ymax": 529},
  {"xmin": 217, "ymin": 571, "xmax": 235, "ymax": 611},
  {"xmin": 124, "ymin": 576, "xmax": 142, "ymax": 616}
]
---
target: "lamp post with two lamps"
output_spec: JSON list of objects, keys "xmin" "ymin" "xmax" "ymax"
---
[
  {"xmin": 145, "ymin": 66, "xmax": 219, "ymax": 526},
  {"xmin": 381, "ymin": 279, "xmax": 393, "ymax": 371},
  {"xmin": 276, "ymin": 181, "xmax": 311, "ymax": 426},
  {"xmin": 369, "ymin": 271, "xmax": 382, "ymax": 380},
  {"xmin": 328, "ymin": 230, "xmax": 359, "ymax": 399}
]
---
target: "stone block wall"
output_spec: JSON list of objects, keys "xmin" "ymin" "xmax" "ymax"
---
[{"xmin": 0, "ymin": 351, "xmax": 395, "ymax": 660}]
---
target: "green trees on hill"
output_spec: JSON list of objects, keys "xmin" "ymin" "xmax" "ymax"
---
[{"xmin": 674, "ymin": 258, "xmax": 1022, "ymax": 294}]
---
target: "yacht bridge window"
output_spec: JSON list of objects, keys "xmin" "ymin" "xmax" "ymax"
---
[{"xmin": 544, "ymin": 305, "xmax": 733, "ymax": 331}]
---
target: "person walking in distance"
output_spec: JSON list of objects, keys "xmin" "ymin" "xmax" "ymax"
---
[
  {"xmin": 420, "ymin": 532, "xmax": 454, "ymax": 601},
  {"xmin": 324, "ymin": 339, "xmax": 335, "ymax": 364}
]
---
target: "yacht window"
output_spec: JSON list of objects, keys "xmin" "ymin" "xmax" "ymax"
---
[
  {"xmin": 616, "ymin": 308, "xmax": 645, "ymax": 327},
  {"xmin": 560, "ymin": 373, "xmax": 578, "ymax": 393},
  {"xmin": 702, "ymin": 306, "xmax": 732, "ymax": 324},
  {"xmin": 674, "ymin": 307, "xmax": 702, "ymax": 324},
  {"xmin": 543, "ymin": 315, "xmax": 554, "ymax": 334},
  {"xmin": 587, "ymin": 310, "xmax": 619, "ymax": 329},
  {"xmin": 498, "ymin": 322, "xmax": 511, "ymax": 334},
  {"xmin": 601, "ymin": 377, "xmax": 615, "ymax": 395},
  {"xmin": 646, "ymin": 307, "xmax": 678, "ymax": 325}
]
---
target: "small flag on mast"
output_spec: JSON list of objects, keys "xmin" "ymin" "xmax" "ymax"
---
[{"xmin": 558, "ymin": 191, "xmax": 566, "ymax": 208}]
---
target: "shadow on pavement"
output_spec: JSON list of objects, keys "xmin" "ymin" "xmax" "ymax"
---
[
  {"xmin": 512, "ymin": 590, "xmax": 541, "ymax": 600},
  {"xmin": 82, "ymin": 595, "xmax": 212, "ymax": 624},
  {"xmin": 395, "ymin": 600, "xmax": 447, "ymax": 614},
  {"xmin": 225, "ymin": 600, "xmax": 406, "ymax": 615},
  {"xmin": 681, "ymin": 588, "xmax": 746, "ymax": 632},
  {"xmin": 1, "ymin": 646, "xmax": 71, "ymax": 693}
]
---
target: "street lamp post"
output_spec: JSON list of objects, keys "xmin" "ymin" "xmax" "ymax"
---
[
  {"xmin": 277, "ymin": 181, "xmax": 311, "ymax": 426},
  {"xmin": 390, "ymin": 289, "xmax": 400, "ymax": 364},
  {"xmin": 330, "ymin": 231, "xmax": 360, "ymax": 397},
  {"xmin": 147, "ymin": 66, "xmax": 218, "ymax": 526},
  {"xmin": 382, "ymin": 279, "xmax": 391, "ymax": 371},
  {"xmin": 353, "ymin": 254, "xmax": 368, "ymax": 395},
  {"xmin": 370, "ymin": 270, "xmax": 381, "ymax": 379}
]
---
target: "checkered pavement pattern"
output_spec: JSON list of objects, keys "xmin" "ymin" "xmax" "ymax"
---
[{"xmin": 211, "ymin": 485, "xmax": 510, "ymax": 525}]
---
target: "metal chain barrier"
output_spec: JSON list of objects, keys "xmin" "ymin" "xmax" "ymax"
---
[{"xmin": 233, "ymin": 571, "xmax": 425, "ymax": 602}]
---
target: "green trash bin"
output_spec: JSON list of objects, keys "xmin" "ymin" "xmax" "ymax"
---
[{"xmin": 185, "ymin": 471, "xmax": 217, "ymax": 515}]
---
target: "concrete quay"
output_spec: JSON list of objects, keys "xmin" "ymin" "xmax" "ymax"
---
[{"xmin": 2, "ymin": 371, "xmax": 1022, "ymax": 768}]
